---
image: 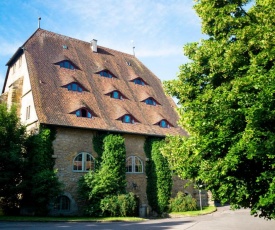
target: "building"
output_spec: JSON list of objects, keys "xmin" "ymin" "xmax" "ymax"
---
[{"xmin": 1, "ymin": 29, "xmax": 206, "ymax": 215}]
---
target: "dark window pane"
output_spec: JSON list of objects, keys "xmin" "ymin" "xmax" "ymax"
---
[
  {"xmin": 112, "ymin": 91, "xmax": 119, "ymax": 99},
  {"xmin": 72, "ymin": 83, "xmax": 77, "ymax": 91},
  {"xmin": 124, "ymin": 115, "xmax": 131, "ymax": 123},
  {"xmin": 160, "ymin": 120, "xmax": 168, "ymax": 128},
  {"xmin": 81, "ymin": 109, "xmax": 87, "ymax": 117},
  {"xmin": 76, "ymin": 110, "xmax": 81, "ymax": 117}
]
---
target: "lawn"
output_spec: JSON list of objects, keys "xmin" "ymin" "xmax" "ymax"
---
[
  {"xmin": 0, "ymin": 206, "xmax": 216, "ymax": 222},
  {"xmin": 169, "ymin": 206, "xmax": 217, "ymax": 217}
]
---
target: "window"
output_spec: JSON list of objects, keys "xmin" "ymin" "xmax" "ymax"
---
[
  {"xmin": 67, "ymin": 83, "xmax": 83, "ymax": 92},
  {"xmin": 12, "ymin": 64, "xmax": 16, "ymax": 74},
  {"xmin": 99, "ymin": 70, "xmax": 113, "ymax": 78},
  {"xmin": 122, "ymin": 114, "xmax": 135, "ymax": 124},
  {"xmin": 73, "ymin": 152, "xmax": 95, "ymax": 172},
  {"xmin": 144, "ymin": 97, "xmax": 157, "ymax": 106},
  {"xmin": 111, "ymin": 90, "xmax": 123, "ymax": 99},
  {"xmin": 18, "ymin": 56, "xmax": 22, "ymax": 68},
  {"xmin": 133, "ymin": 78, "xmax": 145, "ymax": 85},
  {"xmin": 59, "ymin": 60, "xmax": 75, "ymax": 70},
  {"xmin": 126, "ymin": 156, "xmax": 143, "ymax": 173},
  {"xmin": 75, "ymin": 108, "xmax": 92, "ymax": 118},
  {"xmin": 159, "ymin": 119, "xmax": 170, "ymax": 128},
  {"xmin": 26, "ymin": 106, "xmax": 30, "ymax": 120},
  {"xmin": 54, "ymin": 195, "xmax": 70, "ymax": 211}
]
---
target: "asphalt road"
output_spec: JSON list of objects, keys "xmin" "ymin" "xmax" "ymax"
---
[{"xmin": 1, "ymin": 206, "xmax": 275, "ymax": 230}]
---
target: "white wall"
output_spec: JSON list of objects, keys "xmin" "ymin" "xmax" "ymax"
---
[{"xmin": 4, "ymin": 53, "xmax": 39, "ymax": 129}]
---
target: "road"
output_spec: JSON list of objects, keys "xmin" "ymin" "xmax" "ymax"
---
[{"xmin": 1, "ymin": 206, "xmax": 275, "ymax": 229}]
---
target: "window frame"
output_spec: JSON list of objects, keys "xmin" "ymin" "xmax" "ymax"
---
[
  {"xmin": 126, "ymin": 156, "xmax": 143, "ymax": 173},
  {"xmin": 54, "ymin": 195, "xmax": 70, "ymax": 211},
  {"xmin": 26, "ymin": 105, "xmax": 30, "ymax": 120},
  {"xmin": 111, "ymin": 90, "xmax": 123, "ymax": 99},
  {"xmin": 75, "ymin": 108, "xmax": 92, "ymax": 118},
  {"xmin": 73, "ymin": 152, "xmax": 95, "ymax": 172},
  {"xmin": 67, "ymin": 82, "xmax": 84, "ymax": 92},
  {"xmin": 58, "ymin": 60, "xmax": 75, "ymax": 70},
  {"xmin": 144, "ymin": 97, "xmax": 157, "ymax": 106},
  {"xmin": 133, "ymin": 78, "xmax": 146, "ymax": 86},
  {"xmin": 122, "ymin": 114, "xmax": 135, "ymax": 124},
  {"xmin": 159, "ymin": 119, "xmax": 170, "ymax": 128},
  {"xmin": 99, "ymin": 70, "xmax": 114, "ymax": 78}
]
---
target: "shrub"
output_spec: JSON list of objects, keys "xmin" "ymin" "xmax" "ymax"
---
[
  {"xmin": 169, "ymin": 192, "xmax": 197, "ymax": 212},
  {"xmin": 100, "ymin": 193, "xmax": 138, "ymax": 217}
]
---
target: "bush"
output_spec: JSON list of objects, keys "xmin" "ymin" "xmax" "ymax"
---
[
  {"xmin": 100, "ymin": 193, "xmax": 138, "ymax": 217},
  {"xmin": 169, "ymin": 192, "xmax": 197, "ymax": 212}
]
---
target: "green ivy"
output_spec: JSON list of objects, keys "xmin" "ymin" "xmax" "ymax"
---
[
  {"xmin": 22, "ymin": 126, "xmax": 63, "ymax": 216},
  {"xmin": 92, "ymin": 131, "xmax": 109, "ymax": 163},
  {"xmin": 144, "ymin": 137, "xmax": 172, "ymax": 214},
  {"xmin": 78, "ymin": 134, "xmax": 127, "ymax": 216}
]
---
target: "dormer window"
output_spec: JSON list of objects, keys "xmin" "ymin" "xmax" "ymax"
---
[
  {"xmin": 100, "ymin": 70, "xmax": 113, "ymax": 78},
  {"xmin": 58, "ymin": 60, "xmax": 75, "ymax": 70},
  {"xmin": 159, "ymin": 119, "xmax": 170, "ymax": 128},
  {"xmin": 111, "ymin": 90, "xmax": 123, "ymax": 99},
  {"xmin": 122, "ymin": 114, "xmax": 135, "ymax": 124},
  {"xmin": 144, "ymin": 97, "xmax": 157, "ymax": 106},
  {"xmin": 134, "ymin": 78, "xmax": 146, "ymax": 85},
  {"xmin": 66, "ymin": 82, "xmax": 84, "ymax": 92},
  {"xmin": 75, "ymin": 108, "xmax": 92, "ymax": 118}
]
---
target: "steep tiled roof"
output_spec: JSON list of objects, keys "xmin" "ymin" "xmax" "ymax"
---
[{"xmin": 24, "ymin": 29, "xmax": 187, "ymax": 136}]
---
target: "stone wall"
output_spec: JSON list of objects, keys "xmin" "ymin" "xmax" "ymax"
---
[{"xmin": 52, "ymin": 127, "xmax": 210, "ymax": 215}]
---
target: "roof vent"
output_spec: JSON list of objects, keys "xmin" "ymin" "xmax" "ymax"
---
[{"xmin": 91, "ymin": 39, "xmax": 97, "ymax": 53}]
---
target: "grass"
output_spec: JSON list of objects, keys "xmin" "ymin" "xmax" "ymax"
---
[
  {"xmin": 0, "ymin": 206, "xmax": 216, "ymax": 222},
  {"xmin": 169, "ymin": 206, "xmax": 217, "ymax": 217},
  {"xmin": 0, "ymin": 215, "xmax": 146, "ymax": 222}
]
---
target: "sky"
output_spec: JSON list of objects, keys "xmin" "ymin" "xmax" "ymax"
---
[{"xmin": 0, "ymin": 0, "xmax": 203, "ymax": 91}]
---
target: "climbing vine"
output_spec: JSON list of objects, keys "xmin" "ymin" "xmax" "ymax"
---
[{"xmin": 144, "ymin": 136, "xmax": 172, "ymax": 214}]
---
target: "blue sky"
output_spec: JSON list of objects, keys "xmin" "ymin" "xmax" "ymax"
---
[{"xmin": 0, "ymin": 0, "xmax": 203, "ymax": 90}]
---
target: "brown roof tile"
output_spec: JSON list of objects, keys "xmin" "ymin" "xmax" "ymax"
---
[{"xmin": 24, "ymin": 29, "xmax": 187, "ymax": 136}]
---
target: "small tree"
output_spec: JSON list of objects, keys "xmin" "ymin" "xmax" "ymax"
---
[{"xmin": 0, "ymin": 104, "xmax": 26, "ymax": 214}]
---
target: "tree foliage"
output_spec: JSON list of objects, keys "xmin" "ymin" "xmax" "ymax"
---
[
  {"xmin": 164, "ymin": 0, "xmax": 275, "ymax": 219},
  {"xmin": 0, "ymin": 104, "xmax": 26, "ymax": 214}
]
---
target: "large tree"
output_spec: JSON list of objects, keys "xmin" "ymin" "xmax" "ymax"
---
[{"xmin": 163, "ymin": 0, "xmax": 275, "ymax": 219}]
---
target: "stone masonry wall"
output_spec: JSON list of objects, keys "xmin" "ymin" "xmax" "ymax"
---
[{"xmin": 52, "ymin": 127, "xmax": 210, "ymax": 215}]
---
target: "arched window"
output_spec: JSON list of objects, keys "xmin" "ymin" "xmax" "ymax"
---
[
  {"xmin": 133, "ymin": 78, "xmax": 146, "ymax": 85},
  {"xmin": 75, "ymin": 108, "xmax": 92, "ymax": 118},
  {"xmin": 73, "ymin": 152, "xmax": 95, "ymax": 172},
  {"xmin": 159, "ymin": 119, "xmax": 170, "ymax": 128},
  {"xmin": 67, "ymin": 83, "xmax": 83, "ymax": 92},
  {"xmin": 54, "ymin": 195, "xmax": 70, "ymax": 211},
  {"xmin": 59, "ymin": 60, "xmax": 75, "ymax": 70},
  {"xmin": 144, "ymin": 97, "xmax": 157, "ymax": 106},
  {"xmin": 126, "ymin": 156, "xmax": 143, "ymax": 173}
]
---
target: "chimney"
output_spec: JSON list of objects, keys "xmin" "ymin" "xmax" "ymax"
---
[{"xmin": 91, "ymin": 39, "xmax": 97, "ymax": 52}]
